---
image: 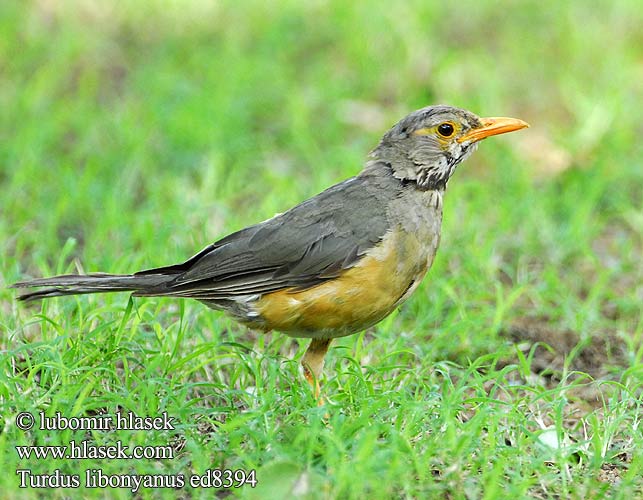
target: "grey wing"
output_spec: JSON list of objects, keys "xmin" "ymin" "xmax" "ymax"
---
[{"xmin": 135, "ymin": 167, "xmax": 400, "ymax": 300}]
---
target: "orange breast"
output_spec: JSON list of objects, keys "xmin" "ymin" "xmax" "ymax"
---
[{"xmin": 249, "ymin": 228, "xmax": 433, "ymax": 339}]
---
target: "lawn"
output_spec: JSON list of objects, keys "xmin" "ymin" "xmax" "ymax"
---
[{"xmin": 1, "ymin": 1, "xmax": 641, "ymax": 498}]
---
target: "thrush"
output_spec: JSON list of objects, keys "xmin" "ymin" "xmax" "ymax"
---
[{"xmin": 12, "ymin": 105, "xmax": 528, "ymax": 400}]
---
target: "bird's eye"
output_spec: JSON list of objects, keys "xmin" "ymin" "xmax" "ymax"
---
[{"xmin": 437, "ymin": 122, "xmax": 455, "ymax": 138}]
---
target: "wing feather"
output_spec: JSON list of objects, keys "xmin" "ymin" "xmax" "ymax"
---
[{"xmin": 136, "ymin": 162, "xmax": 400, "ymax": 300}]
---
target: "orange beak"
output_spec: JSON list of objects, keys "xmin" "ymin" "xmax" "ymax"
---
[{"xmin": 457, "ymin": 116, "xmax": 529, "ymax": 144}]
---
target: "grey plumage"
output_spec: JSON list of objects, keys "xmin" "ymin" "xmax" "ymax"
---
[
  {"xmin": 11, "ymin": 273, "xmax": 175, "ymax": 301},
  {"xmin": 373, "ymin": 105, "xmax": 483, "ymax": 190},
  {"xmin": 12, "ymin": 161, "xmax": 402, "ymax": 303}
]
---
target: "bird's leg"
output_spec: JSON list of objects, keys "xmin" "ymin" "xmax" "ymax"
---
[{"xmin": 302, "ymin": 338, "xmax": 332, "ymax": 404}]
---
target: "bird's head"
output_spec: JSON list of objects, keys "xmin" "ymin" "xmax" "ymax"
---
[{"xmin": 371, "ymin": 105, "xmax": 529, "ymax": 190}]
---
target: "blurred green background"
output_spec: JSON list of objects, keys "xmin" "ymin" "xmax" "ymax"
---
[{"xmin": 1, "ymin": 1, "xmax": 642, "ymax": 498}]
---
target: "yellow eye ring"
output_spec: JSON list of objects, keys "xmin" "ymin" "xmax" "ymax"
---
[{"xmin": 437, "ymin": 122, "xmax": 455, "ymax": 138}]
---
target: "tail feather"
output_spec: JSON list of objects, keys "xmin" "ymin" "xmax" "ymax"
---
[{"xmin": 10, "ymin": 273, "xmax": 175, "ymax": 302}]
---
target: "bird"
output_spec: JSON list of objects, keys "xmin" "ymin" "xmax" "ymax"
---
[{"xmin": 11, "ymin": 104, "xmax": 528, "ymax": 400}]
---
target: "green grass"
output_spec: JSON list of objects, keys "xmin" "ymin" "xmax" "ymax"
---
[{"xmin": 1, "ymin": 0, "xmax": 642, "ymax": 498}]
